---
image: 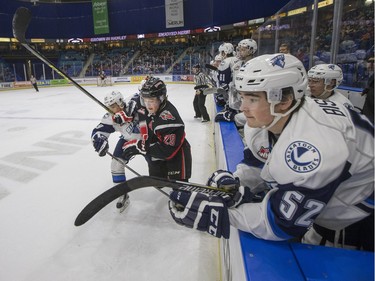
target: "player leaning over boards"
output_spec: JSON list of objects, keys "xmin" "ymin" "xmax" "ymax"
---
[
  {"xmin": 122, "ymin": 77, "xmax": 192, "ymax": 182},
  {"xmin": 307, "ymin": 63, "xmax": 353, "ymax": 108},
  {"xmin": 91, "ymin": 91, "xmax": 140, "ymax": 212},
  {"xmin": 169, "ymin": 54, "xmax": 374, "ymax": 251}
]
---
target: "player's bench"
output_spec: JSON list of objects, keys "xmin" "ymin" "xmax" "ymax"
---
[{"xmin": 213, "ymin": 105, "xmax": 374, "ymax": 281}]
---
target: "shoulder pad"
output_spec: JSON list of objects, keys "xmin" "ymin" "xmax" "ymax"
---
[{"xmin": 218, "ymin": 58, "xmax": 231, "ymax": 71}]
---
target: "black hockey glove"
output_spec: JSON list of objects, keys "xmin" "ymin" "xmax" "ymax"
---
[
  {"xmin": 207, "ymin": 170, "xmax": 253, "ymax": 208},
  {"xmin": 214, "ymin": 110, "xmax": 237, "ymax": 122},
  {"xmin": 169, "ymin": 191, "xmax": 230, "ymax": 239},
  {"xmin": 122, "ymin": 139, "xmax": 147, "ymax": 162},
  {"xmin": 91, "ymin": 132, "xmax": 109, "ymax": 157},
  {"xmin": 125, "ymin": 99, "xmax": 137, "ymax": 117}
]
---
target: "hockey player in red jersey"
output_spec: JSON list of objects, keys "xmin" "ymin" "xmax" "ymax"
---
[{"xmin": 122, "ymin": 77, "xmax": 192, "ymax": 181}]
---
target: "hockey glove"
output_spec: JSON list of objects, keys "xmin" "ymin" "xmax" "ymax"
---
[
  {"xmin": 122, "ymin": 139, "xmax": 147, "ymax": 162},
  {"xmin": 169, "ymin": 191, "xmax": 230, "ymax": 239},
  {"xmin": 214, "ymin": 93, "xmax": 226, "ymax": 107},
  {"xmin": 125, "ymin": 100, "xmax": 137, "ymax": 117},
  {"xmin": 207, "ymin": 170, "xmax": 240, "ymax": 191},
  {"xmin": 92, "ymin": 133, "xmax": 109, "ymax": 157},
  {"xmin": 207, "ymin": 170, "xmax": 253, "ymax": 208},
  {"xmin": 113, "ymin": 111, "xmax": 133, "ymax": 125},
  {"xmin": 214, "ymin": 110, "xmax": 236, "ymax": 122}
]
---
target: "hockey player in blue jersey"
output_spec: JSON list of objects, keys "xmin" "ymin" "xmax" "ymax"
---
[
  {"xmin": 91, "ymin": 90, "xmax": 140, "ymax": 212},
  {"xmin": 169, "ymin": 54, "xmax": 374, "ymax": 250}
]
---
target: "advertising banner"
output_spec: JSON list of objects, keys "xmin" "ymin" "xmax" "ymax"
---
[
  {"xmin": 165, "ymin": 0, "xmax": 184, "ymax": 28},
  {"xmin": 92, "ymin": 0, "xmax": 110, "ymax": 35}
]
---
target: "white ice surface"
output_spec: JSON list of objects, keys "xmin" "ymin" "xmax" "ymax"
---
[{"xmin": 0, "ymin": 84, "xmax": 220, "ymax": 281}]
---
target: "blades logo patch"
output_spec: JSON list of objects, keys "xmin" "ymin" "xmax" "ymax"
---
[{"xmin": 285, "ymin": 141, "xmax": 321, "ymax": 173}]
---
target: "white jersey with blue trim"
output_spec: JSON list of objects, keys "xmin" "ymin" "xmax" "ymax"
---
[
  {"xmin": 93, "ymin": 112, "xmax": 141, "ymax": 140},
  {"xmin": 327, "ymin": 90, "xmax": 354, "ymax": 109},
  {"xmin": 229, "ymin": 96, "xmax": 374, "ymax": 240}
]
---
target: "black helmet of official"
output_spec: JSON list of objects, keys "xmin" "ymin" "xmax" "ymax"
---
[
  {"xmin": 192, "ymin": 64, "xmax": 200, "ymax": 69},
  {"xmin": 140, "ymin": 77, "xmax": 167, "ymax": 106}
]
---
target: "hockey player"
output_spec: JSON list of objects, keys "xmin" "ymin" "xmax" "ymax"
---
[
  {"xmin": 91, "ymin": 90, "xmax": 140, "ymax": 211},
  {"xmin": 192, "ymin": 64, "xmax": 210, "ymax": 122},
  {"xmin": 122, "ymin": 77, "xmax": 192, "ymax": 181},
  {"xmin": 168, "ymin": 54, "xmax": 374, "ymax": 250},
  {"xmin": 307, "ymin": 64, "xmax": 353, "ymax": 108},
  {"xmin": 214, "ymin": 43, "xmax": 237, "ymax": 107},
  {"xmin": 215, "ymin": 39, "xmax": 257, "ymax": 125}
]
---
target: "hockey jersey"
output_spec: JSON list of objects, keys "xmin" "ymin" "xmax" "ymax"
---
[
  {"xmin": 230, "ymin": 96, "xmax": 374, "ymax": 240},
  {"xmin": 92, "ymin": 95, "xmax": 141, "ymax": 141},
  {"xmin": 141, "ymin": 100, "xmax": 188, "ymax": 161}
]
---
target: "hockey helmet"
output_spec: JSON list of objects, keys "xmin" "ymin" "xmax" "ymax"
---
[
  {"xmin": 235, "ymin": 54, "xmax": 307, "ymax": 118},
  {"xmin": 104, "ymin": 91, "xmax": 125, "ymax": 108},
  {"xmin": 237, "ymin": 39, "xmax": 257, "ymax": 59},
  {"xmin": 308, "ymin": 64, "xmax": 343, "ymax": 88},
  {"xmin": 140, "ymin": 77, "xmax": 167, "ymax": 102},
  {"xmin": 219, "ymin": 42, "xmax": 234, "ymax": 56},
  {"xmin": 192, "ymin": 64, "xmax": 201, "ymax": 69}
]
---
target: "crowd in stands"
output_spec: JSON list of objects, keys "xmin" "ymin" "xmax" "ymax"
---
[{"xmin": 0, "ymin": 1, "xmax": 373, "ymax": 90}]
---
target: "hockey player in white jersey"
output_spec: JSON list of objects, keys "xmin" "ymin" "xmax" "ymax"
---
[
  {"xmin": 213, "ymin": 43, "xmax": 237, "ymax": 108},
  {"xmin": 215, "ymin": 39, "xmax": 257, "ymax": 125},
  {"xmin": 307, "ymin": 63, "xmax": 353, "ymax": 108},
  {"xmin": 169, "ymin": 54, "xmax": 374, "ymax": 250},
  {"xmin": 91, "ymin": 91, "xmax": 141, "ymax": 212}
]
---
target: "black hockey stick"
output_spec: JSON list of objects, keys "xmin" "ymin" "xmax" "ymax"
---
[
  {"xmin": 12, "ymin": 7, "xmax": 113, "ymax": 114},
  {"xmin": 74, "ymin": 176, "xmax": 233, "ymax": 226},
  {"xmin": 205, "ymin": 63, "xmax": 218, "ymax": 71}
]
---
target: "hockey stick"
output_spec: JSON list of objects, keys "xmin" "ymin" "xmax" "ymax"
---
[
  {"xmin": 106, "ymin": 151, "xmax": 169, "ymax": 197},
  {"xmin": 12, "ymin": 7, "xmax": 113, "ymax": 114},
  {"xmin": 205, "ymin": 63, "xmax": 218, "ymax": 71},
  {"xmin": 75, "ymin": 175, "xmax": 233, "ymax": 226}
]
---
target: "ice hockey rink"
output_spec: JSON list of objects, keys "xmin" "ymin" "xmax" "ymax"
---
[{"xmin": 0, "ymin": 83, "xmax": 220, "ymax": 281}]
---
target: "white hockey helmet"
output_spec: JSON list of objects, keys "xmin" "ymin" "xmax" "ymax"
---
[
  {"xmin": 307, "ymin": 64, "xmax": 343, "ymax": 88},
  {"xmin": 219, "ymin": 42, "xmax": 234, "ymax": 56},
  {"xmin": 235, "ymin": 54, "xmax": 307, "ymax": 119},
  {"xmin": 104, "ymin": 91, "xmax": 125, "ymax": 108},
  {"xmin": 237, "ymin": 39, "xmax": 257, "ymax": 59}
]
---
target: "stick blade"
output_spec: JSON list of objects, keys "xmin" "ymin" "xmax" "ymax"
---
[
  {"xmin": 74, "ymin": 185, "xmax": 126, "ymax": 226},
  {"xmin": 12, "ymin": 7, "xmax": 32, "ymax": 43}
]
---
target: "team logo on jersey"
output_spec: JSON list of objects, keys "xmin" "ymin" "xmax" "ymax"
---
[
  {"xmin": 257, "ymin": 146, "xmax": 270, "ymax": 160},
  {"xmin": 160, "ymin": 110, "xmax": 175, "ymax": 121},
  {"xmin": 270, "ymin": 54, "xmax": 285, "ymax": 68},
  {"xmin": 285, "ymin": 141, "xmax": 321, "ymax": 173}
]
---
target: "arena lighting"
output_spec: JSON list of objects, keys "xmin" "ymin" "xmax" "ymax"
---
[
  {"xmin": 68, "ymin": 38, "xmax": 83, "ymax": 43},
  {"xmin": 204, "ymin": 26, "xmax": 221, "ymax": 32},
  {"xmin": 137, "ymin": 34, "xmax": 145, "ymax": 39},
  {"xmin": 287, "ymin": 7, "xmax": 307, "ymax": 16}
]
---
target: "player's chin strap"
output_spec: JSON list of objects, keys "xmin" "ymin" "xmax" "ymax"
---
[
  {"xmin": 262, "ymin": 99, "xmax": 301, "ymax": 130},
  {"xmin": 317, "ymin": 85, "xmax": 335, "ymax": 100}
]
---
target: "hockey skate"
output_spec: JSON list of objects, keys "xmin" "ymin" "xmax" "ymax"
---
[{"xmin": 116, "ymin": 194, "xmax": 130, "ymax": 213}]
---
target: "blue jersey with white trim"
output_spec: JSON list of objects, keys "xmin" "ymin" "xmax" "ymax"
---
[{"xmin": 229, "ymin": 96, "xmax": 374, "ymax": 240}]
